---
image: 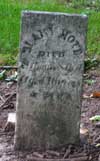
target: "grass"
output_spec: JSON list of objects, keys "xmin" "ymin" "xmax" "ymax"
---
[{"xmin": 0, "ymin": 0, "xmax": 100, "ymax": 65}]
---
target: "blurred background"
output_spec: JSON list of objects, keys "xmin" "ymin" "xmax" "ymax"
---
[{"xmin": 0, "ymin": 0, "xmax": 100, "ymax": 65}]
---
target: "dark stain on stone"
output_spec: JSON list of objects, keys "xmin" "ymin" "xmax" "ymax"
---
[
  {"xmin": 22, "ymin": 57, "xmax": 29, "ymax": 66},
  {"xmin": 27, "ymin": 78, "xmax": 33, "ymax": 88},
  {"xmin": 30, "ymin": 91, "xmax": 38, "ymax": 97},
  {"xmin": 71, "ymin": 81, "xmax": 76, "ymax": 88}
]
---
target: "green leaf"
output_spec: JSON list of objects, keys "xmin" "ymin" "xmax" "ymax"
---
[
  {"xmin": 90, "ymin": 115, "xmax": 100, "ymax": 121},
  {"xmin": 0, "ymin": 70, "xmax": 6, "ymax": 80},
  {"xmin": 84, "ymin": 79, "xmax": 96, "ymax": 85}
]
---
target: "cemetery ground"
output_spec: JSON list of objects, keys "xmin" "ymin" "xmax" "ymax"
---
[{"xmin": 0, "ymin": 68, "xmax": 100, "ymax": 161}]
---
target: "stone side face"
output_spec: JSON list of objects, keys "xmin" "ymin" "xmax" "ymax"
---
[{"xmin": 14, "ymin": 11, "xmax": 88, "ymax": 150}]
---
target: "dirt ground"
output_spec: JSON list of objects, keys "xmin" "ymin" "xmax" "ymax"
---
[{"xmin": 0, "ymin": 69, "xmax": 100, "ymax": 161}]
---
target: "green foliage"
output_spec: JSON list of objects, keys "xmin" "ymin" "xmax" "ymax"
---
[
  {"xmin": 85, "ymin": 56, "xmax": 100, "ymax": 70},
  {"xmin": 71, "ymin": 0, "xmax": 100, "ymax": 9},
  {"xmin": 84, "ymin": 79, "xmax": 96, "ymax": 85},
  {"xmin": 0, "ymin": 54, "xmax": 17, "ymax": 65},
  {"xmin": 0, "ymin": 0, "xmax": 100, "ymax": 65},
  {"xmin": 90, "ymin": 115, "xmax": 100, "ymax": 121},
  {"xmin": 0, "ymin": 70, "xmax": 6, "ymax": 80}
]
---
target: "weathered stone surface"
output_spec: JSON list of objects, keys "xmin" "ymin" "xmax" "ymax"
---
[{"xmin": 15, "ymin": 11, "xmax": 88, "ymax": 150}]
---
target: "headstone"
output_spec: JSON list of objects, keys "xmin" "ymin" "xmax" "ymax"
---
[{"xmin": 15, "ymin": 11, "xmax": 88, "ymax": 150}]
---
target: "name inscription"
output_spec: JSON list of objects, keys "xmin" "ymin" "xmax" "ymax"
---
[{"xmin": 21, "ymin": 28, "xmax": 83, "ymax": 56}]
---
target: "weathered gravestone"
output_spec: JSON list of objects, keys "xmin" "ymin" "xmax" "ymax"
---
[{"xmin": 15, "ymin": 11, "xmax": 88, "ymax": 150}]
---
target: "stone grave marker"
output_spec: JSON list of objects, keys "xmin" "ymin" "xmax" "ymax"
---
[{"xmin": 15, "ymin": 11, "xmax": 88, "ymax": 150}]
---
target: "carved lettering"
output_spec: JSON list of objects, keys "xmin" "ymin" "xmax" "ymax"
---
[
  {"xmin": 67, "ymin": 35, "xmax": 75, "ymax": 43},
  {"xmin": 58, "ymin": 29, "xmax": 71, "ymax": 40},
  {"xmin": 58, "ymin": 29, "xmax": 83, "ymax": 55},
  {"xmin": 32, "ymin": 30, "xmax": 43, "ymax": 41},
  {"xmin": 73, "ymin": 48, "xmax": 82, "ymax": 55},
  {"xmin": 72, "ymin": 40, "xmax": 82, "ymax": 55},
  {"xmin": 37, "ymin": 51, "xmax": 65, "ymax": 58},
  {"xmin": 33, "ymin": 64, "xmax": 57, "ymax": 71},
  {"xmin": 21, "ymin": 40, "xmax": 32, "ymax": 53},
  {"xmin": 27, "ymin": 77, "xmax": 66, "ymax": 87},
  {"xmin": 21, "ymin": 29, "xmax": 83, "ymax": 56},
  {"xmin": 59, "ymin": 63, "xmax": 73, "ymax": 73},
  {"xmin": 37, "ymin": 51, "xmax": 45, "ymax": 57}
]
